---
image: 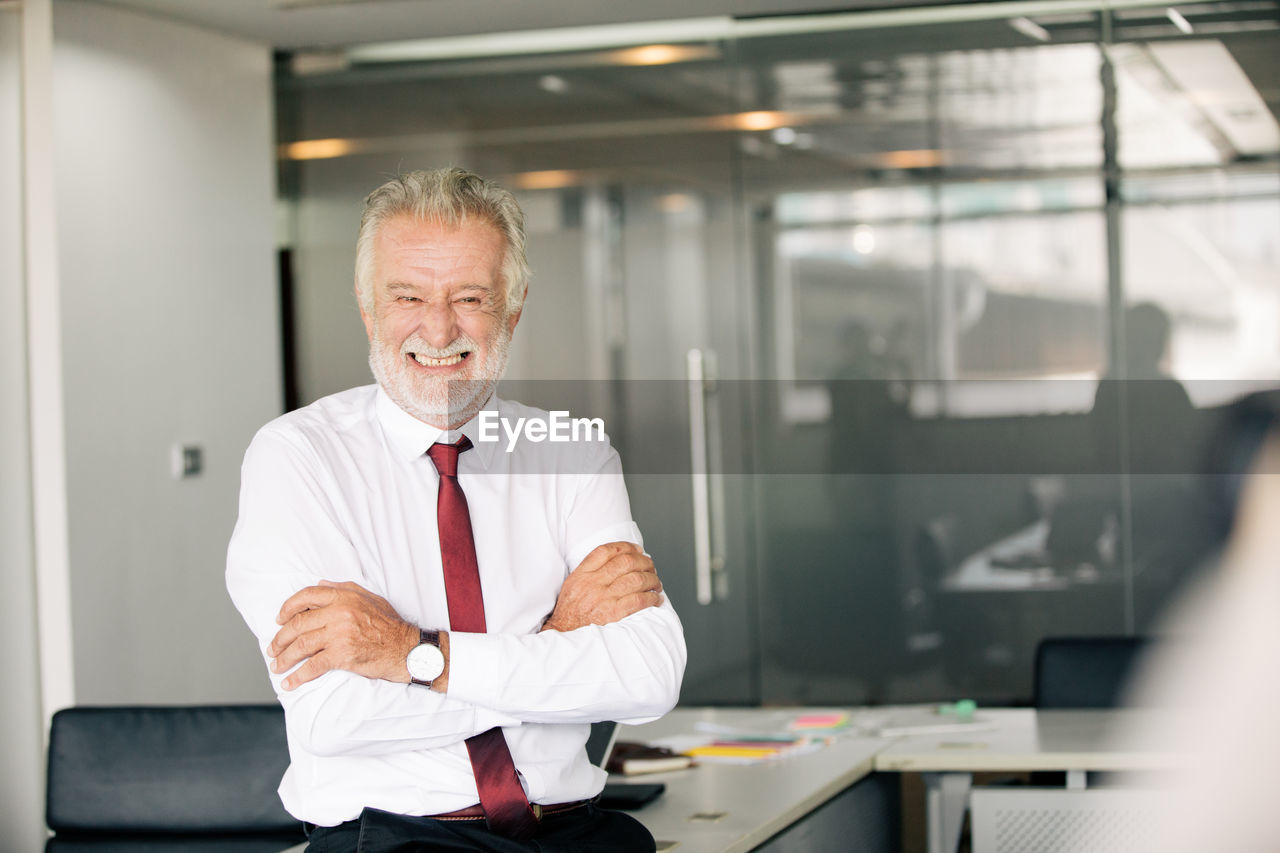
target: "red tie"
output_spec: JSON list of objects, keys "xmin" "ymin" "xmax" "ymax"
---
[{"xmin": 427, "ymin": 438, "xmax": 539, "ymax": 840}]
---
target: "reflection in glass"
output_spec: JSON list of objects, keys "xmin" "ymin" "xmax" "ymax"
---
[{"xmin": 277, "ymin": 2, "xmax": 1280, "ymax": 705}]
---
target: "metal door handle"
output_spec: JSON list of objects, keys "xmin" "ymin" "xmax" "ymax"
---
[{"xmin": 687, "ymin": 349, "xmax": 726, "ymax": 604}]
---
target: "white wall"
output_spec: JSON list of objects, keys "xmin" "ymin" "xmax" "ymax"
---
[
  {"xmin": 1, "ymin": 7, "xmax": 51, "ymax": 849},
  {"xmin": 291, "ymin": 159, "xmax": 378, "ymax": 403},
  {"xmin": 52, "ymin": 1, "xmax": 281, "ymax": 704}
]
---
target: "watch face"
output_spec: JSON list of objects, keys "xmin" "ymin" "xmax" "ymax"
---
[{"xmin": 407, "ymin": 642, "xmax": 445, "ymax": 682}]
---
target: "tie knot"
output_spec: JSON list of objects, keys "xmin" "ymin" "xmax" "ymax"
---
[{"xmin": 427, "ymin": 436, "xmax": 473, "ymax": 478}]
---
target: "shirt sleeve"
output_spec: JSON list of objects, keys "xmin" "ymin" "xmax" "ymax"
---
[
  {"xmin": 445, "ymin": 440, "xmax": 688, "ymax": 724},
  {"xmin": 225, "ymin": 425, "xmax": 522, "ymax": 759},
  {"xmin": 446, "ymin": 601, "xmax": 686, "ymax": 725}
]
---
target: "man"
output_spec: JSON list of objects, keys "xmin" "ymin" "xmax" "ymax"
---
[{"xmin": 226, "ymin": 168, "xmax": 686, "ymax": 852}]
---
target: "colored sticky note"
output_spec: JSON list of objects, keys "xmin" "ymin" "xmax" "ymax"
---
[{"xmin": 790, "ymin": 713, "xmax": 849, "ymax": 730}]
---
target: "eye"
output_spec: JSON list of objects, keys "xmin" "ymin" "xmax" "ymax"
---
[{"xmin": 396, "ymin": 295, "xmax": 422, "ymax": 304}]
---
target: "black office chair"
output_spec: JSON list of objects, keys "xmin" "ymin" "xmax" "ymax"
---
[
  {"xmin": 1032, "ymin": 636, "xmax": 1152, "ymax": 788},
  {"xmin": 1033, "ymin": 635, "xmax": 1151, "ymax": 710},
  {"xmin": 46, "ymin": 704, "xmax": 306, "ymax": 852}
]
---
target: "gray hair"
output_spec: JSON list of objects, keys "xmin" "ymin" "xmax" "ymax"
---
[{"xmin": 355, "ymin": 168, "xmax": 530, "ymax": 317}]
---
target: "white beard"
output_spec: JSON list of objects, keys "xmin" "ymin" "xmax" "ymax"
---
[{"xmin": 368, "ymin": 322, "xmax": 511, "ymax": 429}]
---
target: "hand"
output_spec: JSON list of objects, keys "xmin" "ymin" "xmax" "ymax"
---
[
  {"xmin": 542, "ymin": 542, "xmax": 663, "ymax": 633},
  {"xmin": 269, "ymin": 580, "xmax": 419, "ymax": 691}
]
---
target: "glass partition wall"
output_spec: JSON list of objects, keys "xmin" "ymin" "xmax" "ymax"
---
[{"xmin": 277, "ymin": 1, "xmax": 1280, "ymax": 705}]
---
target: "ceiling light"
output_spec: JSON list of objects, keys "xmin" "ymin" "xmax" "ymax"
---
[
  {"xmin": 1166, "ymin": 8, "xmax": 1194, "ymax": 35},
  {"xmin": 290, "ymin": 51, "xmax": 350, "ymax": 76},
  {"xmin": 1008, "ymin": 16, "xmax": 1051, "ymax": 41},
  {"xmin": 733, "ymin": 111, "xmax": 790, "ymax": 132},
  {"xmin": 282, "ymin": 138, "xmax": 356, "ymax": 160},
  {"xmin": 879, "ymin": 149, "xmax": 943, "ymax": 169},
  {"xmin": 772, "ymin": 127, "xmax": 798, "ymax": 145},
  {"xmin": 511, "ymin": 170, "xmax": 582, "ymax": 190},
  {"xmin": 659, "ymin": 193, "xmax": 695, "ymax": 213},
  {"xmin": 609, "ymin": 44, "xmax": 716, "ymax": 66}
]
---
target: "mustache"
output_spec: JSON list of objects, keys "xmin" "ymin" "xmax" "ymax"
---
[{"xmin": 399, "ymin": 335, "xmax": 478, "ymax": 359}]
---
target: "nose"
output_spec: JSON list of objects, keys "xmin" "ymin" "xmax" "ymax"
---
[{"xmin": 418, "ymin": 298, "xmax": 459, "ymax": 350}]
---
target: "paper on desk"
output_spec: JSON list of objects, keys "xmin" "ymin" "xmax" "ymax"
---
[
  {"xmin": 652, "ymin": 733, "xmax": 829, "ymax": 765},
  {"xmin": 853, "ymin": 707, "xmax": 997, "ymax": 738}
]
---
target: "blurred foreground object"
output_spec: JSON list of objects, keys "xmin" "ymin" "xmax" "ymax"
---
[{"xmin": 1116, "ymin": 408, "xmax": 1280, "ymax": 853}]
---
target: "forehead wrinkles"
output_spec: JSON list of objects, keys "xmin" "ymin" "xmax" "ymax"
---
[{"xmin": 374, "ymin": 218, "xmax": 504, "ymax": 288}]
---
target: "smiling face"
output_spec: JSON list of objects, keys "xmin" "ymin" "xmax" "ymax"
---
[{"xmin": 359, "ymin": 215, "xmax": 521, "ymax": 429}]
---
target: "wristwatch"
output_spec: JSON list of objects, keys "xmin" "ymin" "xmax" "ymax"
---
[{"xmin": 406, "ymin": 629, "xmax": 445, "ymax": 688}]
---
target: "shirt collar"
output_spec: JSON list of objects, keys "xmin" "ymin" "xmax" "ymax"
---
[{"xmin": 374, "ymin": 386, "xmax": 501, "ymax": 470}]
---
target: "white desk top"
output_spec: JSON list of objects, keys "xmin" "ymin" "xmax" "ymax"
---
[
  {"xmin": 872, "ymin": 707, "xmax": 1181, "ymax": 773},
  {"xmin": 622, "ymin": 707, "xmax": 886, "ymax": 853}
]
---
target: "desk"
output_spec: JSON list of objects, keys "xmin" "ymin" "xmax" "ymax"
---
[
  {"xmin": 944, "ymin": 520, "xmax": 1126, "ymax": 593},
  {"xmin": 873, "ymin": 708, "xmax": 1179, "ymax": 853},
  {"xmin": 945, "ymin": 520, "xmax": 1056, "ymax": 592},
  {"xmin": 624, "ymin": 707, "xmax": 890, "ymax": 853}
]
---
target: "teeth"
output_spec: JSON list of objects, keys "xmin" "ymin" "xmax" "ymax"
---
[{"xmin": 413, "ymin": 352, "xmax": 465, "ymax": 367}]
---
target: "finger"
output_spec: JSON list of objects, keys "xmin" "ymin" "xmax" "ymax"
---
[
  {"xmin": 269, "ymin": 614, "xmax": 303, "ymax": 657},
  {"xmin": 576, "ymin": 541, "xmax": 642, "ymax": 574},
  {"xmin": 280, "ymin": 652, "xmax": 334, "ymax": 691},
  {"xmin": 613, "ymin": 590, "xmax": 664, "ymax": 619},
  {"xmin": 611, "ymin": 568, "xmax": 663, "ymax": 595},
  {"xmin": 276, "ymin": 585, "xmax": 339, "ymax": 624},
  {"xmin": 602, "ymin": 572, "xmax": 663, "ymax": 605},
  {"xmin": 271, "ymin": 626, "xmax": 328, "ymax": 673},
  {"xmin": 269, "ymin": 606, "xmax": 329, "ymax": 656},
  {"xmin": 595, "ymin": 552, "xmax": 656, "ymax": 583}
]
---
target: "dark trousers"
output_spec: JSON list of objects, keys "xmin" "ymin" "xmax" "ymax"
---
[{"xmin": 306, "ymin": 804, "xmax": 656, "ymax": 853}]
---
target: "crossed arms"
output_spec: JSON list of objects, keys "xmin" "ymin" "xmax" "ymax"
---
[
  {"xmin": 225, "ymin": 421, "xmax": 686, "ymax": 759},
  {"xmin": 267, "ymin": 541, "xmax": 664, "ymax": 693}
]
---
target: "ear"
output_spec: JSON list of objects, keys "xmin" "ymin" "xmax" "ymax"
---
[
  {"xmin": 506, "ymin": 284, "xmax": 526, "ymax": 335},
  {"xmin": 357, "ymin": 280, "xmax": 374, "ymax": 341}
]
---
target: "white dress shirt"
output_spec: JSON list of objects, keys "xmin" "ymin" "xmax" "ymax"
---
[{"xmin": 226, "ymin": 385, "xmax": 686, "ymax": 826}]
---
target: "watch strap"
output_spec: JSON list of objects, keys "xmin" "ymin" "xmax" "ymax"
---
[{"xmin": 409, "ymin": 629, "xmax": 443, "ymax": 688}]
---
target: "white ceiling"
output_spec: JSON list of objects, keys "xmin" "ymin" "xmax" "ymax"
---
[{"xmin": 78, "ymin": 0, "xmax": 956, "ymax": 49}]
